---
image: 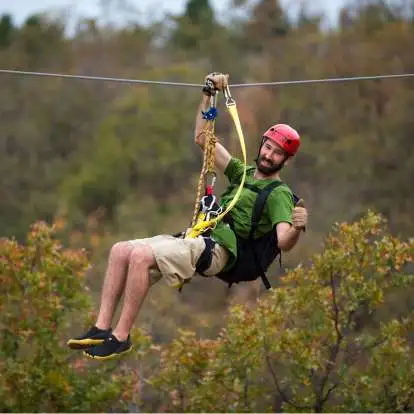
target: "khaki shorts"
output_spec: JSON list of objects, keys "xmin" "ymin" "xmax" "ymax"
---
[{"xmin": 128, "ymin": 235, "xmax": 229, "ymax": 287}]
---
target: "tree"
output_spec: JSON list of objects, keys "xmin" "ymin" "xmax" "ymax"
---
[
  {"xmin": 59, "ymin": 66, "xmax": 199, "ymax": 221},
  {"xmin": 243, "ymin": 0, "xmax": 290, "ymax": 52},
  {"xmin": 15, "ymin": 14, "xmax": 68, "ymax": 69},
  {"xmin": 0, "ymin": 14, "xmax": 15, "ymax": 48},
  {"xmin": 339, "ymin": 0, "xmax": 404, "ymax": 33},
  {"xmin": 170, "ymin": 0, "xmax": 217, "ymax": 51}
]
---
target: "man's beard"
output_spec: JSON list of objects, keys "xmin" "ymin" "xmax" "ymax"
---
[{"xmin": 255, "ymin": 155, "xmax": 285, "ymax": 175}]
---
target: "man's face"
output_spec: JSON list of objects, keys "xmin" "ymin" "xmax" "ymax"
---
[{"xmin": 256, "ymin": 138, "xmax": 289, "ymax": 175}]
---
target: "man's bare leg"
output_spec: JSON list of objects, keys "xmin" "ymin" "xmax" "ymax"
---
[
  {"xmin": 95, "ymin": 241, "xmax": 134, "ymax": 330},
  {"xmin": 112, "ymin": 244, "xmax": 155, "ymax": 341}
]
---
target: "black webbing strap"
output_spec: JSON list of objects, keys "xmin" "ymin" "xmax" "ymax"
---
[
  {"xmin": 249, "ymin": 181, "xmax": 283, "ymax": 238},
  {"xmin": 195, "ymin": 180, "xmax": 297, "ymax": 290},
  {"xmin": 249, "ymin": 181, "xmax": 283, "ymax": 289},
  {"xmin": 195, "ymin": 237, "xmax": 216, "ymax": 275}
]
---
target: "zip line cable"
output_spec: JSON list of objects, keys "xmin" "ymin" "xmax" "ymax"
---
[
  {"xmin": 0, "ymin": 69, "xmax": 202, "ymax": 88},
  {"xmin": 0, "ymin": 68, "xmax": 414, "ymax": 88},
  {"xmin": 232, "ymin": 73, "xmax": 414, "ymax": 87}
]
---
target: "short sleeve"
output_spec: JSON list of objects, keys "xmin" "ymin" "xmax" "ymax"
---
[
  {"xmin": 267, "ymin": 187, "xmax": 294, "ymax": 226},
  {"xmin": 224, "ymin": 158, "xmax": 245, "ymax": 183}
]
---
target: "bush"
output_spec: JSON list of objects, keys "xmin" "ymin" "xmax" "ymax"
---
[
  {"xmin": 0, "ymin": 221, "xmax": 150, "ymax": 412},
  {"xmin": 149, "ymin": 211, "xmax": 414, "ymax": 412}
]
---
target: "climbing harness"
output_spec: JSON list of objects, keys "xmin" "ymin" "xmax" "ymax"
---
[
  {"xmin": 216, "ymin": 180, "xmax": 284, "ymax": 289},
  {"xmin": 186, "ymin": 84, "xmax": 247, "ymax": 239},
  {"xmin": 195, "ymin": 178, "xmax": 302, "ymax": 290}
]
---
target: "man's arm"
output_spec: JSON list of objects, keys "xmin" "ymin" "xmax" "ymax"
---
[
  {"xmin": 276, "ymin": 200, "xmax": 308, "ymax": 251},
  {"xmin": 276, "ymin": 222, "xmax": 302, "ymax": 252},
  {"xmin": 194, "ymin": 96, "xmax": 232, "ymax": 174}
]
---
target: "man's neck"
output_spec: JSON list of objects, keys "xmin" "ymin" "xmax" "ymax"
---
[{"xmin": 253, "ymin": 168, "xmax": 281, "ymax": 181}]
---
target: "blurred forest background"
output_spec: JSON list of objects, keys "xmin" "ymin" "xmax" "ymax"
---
[{"xmin": 1, "ymin": 0, "xmax": 413, "ymax": 411}]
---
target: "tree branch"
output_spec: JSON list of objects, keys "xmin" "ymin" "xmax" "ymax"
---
[
  {"xmin": 176, "ymin": 363, "xmax": 186, "ymax": 413},
  {"xmin": 243, "ymin": 367, "xmax": 250, "ymax": 412},
  {"xmin": 313, "ymin": 270, "xmax": 344, "ymax": 411},
  {"xmin": 320, "ymin": 381, "xmax": 340, "ymax": 406},
  {"xmin": 6, "ymin": 255, "xmax": 25, "ymax": 291},
  {"xmin": 402, "ymin": 387, "xmax": 414, "ymax": 411},
  {"xmin": 330, "ymin": 270, "xmax": 343, "ymax": 342},
  {"xmin": 261, "ymin": 323, "xmax": 312, "ymax": 411}
]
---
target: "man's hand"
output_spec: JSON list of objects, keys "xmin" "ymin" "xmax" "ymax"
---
[
  {"xmin": 292, "ymin": 199, "xmax": 308, "ymax": 230},
  {"xmin": 203, "ymin": 72, "xmax": 229, "ymax": 96}
]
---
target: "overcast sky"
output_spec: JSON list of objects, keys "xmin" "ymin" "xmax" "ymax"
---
[{"xmin": 1, "ymin": 0, "xmax": 348, "ymax": 27}]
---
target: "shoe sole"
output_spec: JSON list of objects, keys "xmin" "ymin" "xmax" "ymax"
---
[
  {"xmin": 82, "ymin": 346, "xmax": 133, "ymax": 360},
  {"xmin": 67, "ymin": 338, "xmax": 105, "ymax": 349}
]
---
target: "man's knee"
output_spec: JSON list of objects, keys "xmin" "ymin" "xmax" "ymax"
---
[
  {"xmin": 130, "ymin": 244, "xmax": 155, "ymax": 269},
  {"xmin": 110, "ymin": 241, "xmax": 133, "ymax": 262}
]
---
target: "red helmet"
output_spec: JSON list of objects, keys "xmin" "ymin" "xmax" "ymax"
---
[{"xmin": 262, "ymin": 123, "xmax": 300, "ymax": 156}]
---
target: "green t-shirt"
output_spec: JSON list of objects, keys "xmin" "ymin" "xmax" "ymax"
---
[{"xmin": 211, "ymin": 157, "xmax": 294, "ymax": 270}]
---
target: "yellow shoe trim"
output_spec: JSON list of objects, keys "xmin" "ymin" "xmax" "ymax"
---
[
  {"xmin": 82, "ymin": 346, "xmax": 133, "ymax": 361},
  {"xmin": 67, "ymin": 338, "xmax": 105, "ymax": 349}
]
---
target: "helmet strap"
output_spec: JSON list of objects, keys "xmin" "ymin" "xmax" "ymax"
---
[
  {"xmin": 255, "ymin": 136, "xmax": 266, "ymax": 161},
  {"xmin": 255, "ymin": 137, "xmax": 289, "ymax": 176}
]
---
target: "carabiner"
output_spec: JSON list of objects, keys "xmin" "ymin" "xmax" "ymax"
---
[
  {"xmin": 200, "ymin": 193, "xmax": 217, "ymax": 212},
  {"xmin": 206, "ymin": 206, "xmax": 223, "ymax": 222},
  {"xmin": 224, "ymin": 85, "xmax": 236, "ymax": 107}
]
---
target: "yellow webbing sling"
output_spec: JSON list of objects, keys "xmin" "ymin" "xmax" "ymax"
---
[{"xmin": 186, "ymin": 86, "xmax": 247, "ymax": 239}]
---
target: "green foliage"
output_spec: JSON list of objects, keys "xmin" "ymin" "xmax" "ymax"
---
[
  {"xmin": 148, "ymin": 212, "xmax": 414, "ymax": 412},
  {"xmin": 15, "ymin": 14, "xmax": 68, "ymax": 69},
  {"xmin": 243, "ymin": 0, "xmax": 291, "ymax": 52},
  {"xmin": 0, "ymin": 222, "xmax": 149, "ymax": 412},
  {"xmin": 340, "ymin": 1, "xmax": 406, "ymax": 34},
  {"xmin": 1, "ymin": 0, "xmax": 413, "ymax": 242},
  {"xmin": 186, "ymin": 0, "xmax": 215, "ymax": 25},
  {"xmin": 60, "ymin": 65, "xmax": 199, "ymax": 220},
  {"xmin": 170, "ymin": 0, "xmax": 217, "ymax": 51},
  {"xmin": 0, "ymin": 14, "xmax": 15, "ymax": 47}
]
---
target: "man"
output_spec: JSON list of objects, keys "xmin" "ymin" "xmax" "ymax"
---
[{"xmin": 67, "ymin": 73, "xmax": 308, "ymax": 360}]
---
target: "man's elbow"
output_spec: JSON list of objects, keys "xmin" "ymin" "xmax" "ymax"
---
[
  {"xmin": 194, "ymin": 133, "xmax": 204, "ymax": 148},
  {"xmin": 277, "ymin": 235, "xmax": 298, "ymax": 252},
  {"xmin": 278, "ymin": 241, "xmax": 294, "ymax": 252},
  {"xmin": 276, "ymin": 224, "xmax": 302, "ymax": 252}
]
